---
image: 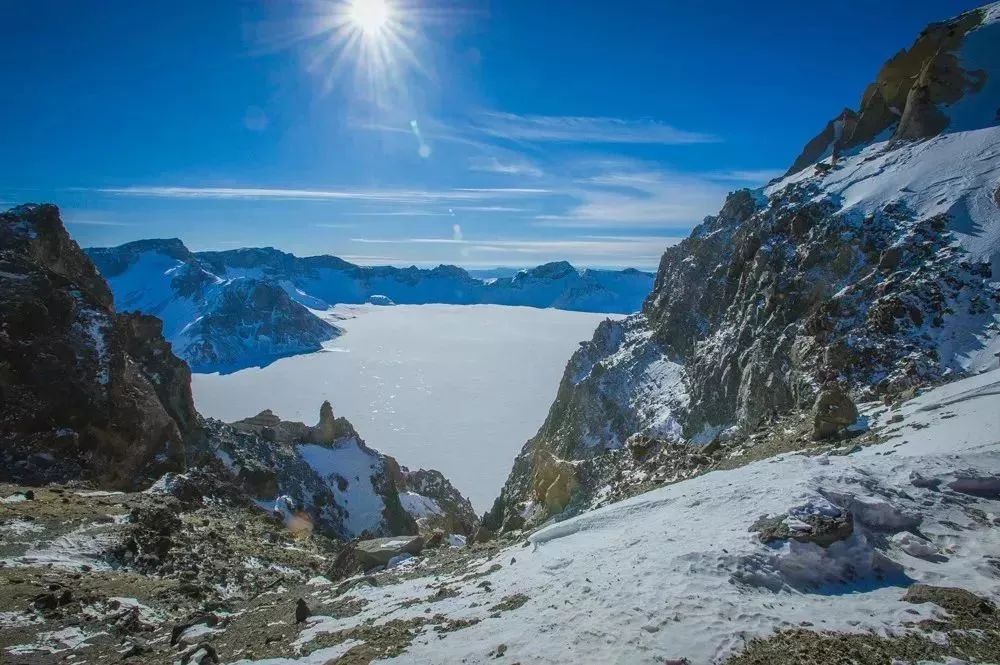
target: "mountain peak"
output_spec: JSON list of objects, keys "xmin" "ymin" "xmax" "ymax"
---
[
  {"xmin": 787, "ymin": 4, "xmax": 999, "ymax": 175},
  {"xmin": 524, "ymin": 261, "xmax": 577, "ymax": 279}
]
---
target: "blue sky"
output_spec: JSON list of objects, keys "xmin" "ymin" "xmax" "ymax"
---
[{"xmin": 0, "ymin": 0, "xmax": 982, "ymax": 269}]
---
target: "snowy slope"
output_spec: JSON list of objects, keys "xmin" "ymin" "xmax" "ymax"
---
[
  {"xmin": 297, "ymin": 441, "xmax": 390, "ymax": 537},
  {"xmin": 260, "ymin": 368, "xmax": 1000, "ymax": 665},
  {"xmin": 769, "ymin": 126, "xmax": 1000, "ymax": 281}
]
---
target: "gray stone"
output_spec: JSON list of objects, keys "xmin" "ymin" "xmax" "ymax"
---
[{"xmin": 354, "ymin": 535, "xmax": 424, "ymax": 568}]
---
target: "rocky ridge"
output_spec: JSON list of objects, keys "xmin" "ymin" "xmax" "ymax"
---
[{"xmin": 87, "ymin": 239, "xmax": 340, "ymax": 373}]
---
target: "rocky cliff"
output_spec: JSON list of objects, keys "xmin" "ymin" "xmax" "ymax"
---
[
  {"xmin": 485, "ymin": 3, "xmax": 1000, "ymax": 531},
  {"xmin": 786, "ymin": 6, "xmax": 994, "ymax": 175},
  {"xmin": 0, "ymin": 204, "xmax": 198, "ymax": 489}
]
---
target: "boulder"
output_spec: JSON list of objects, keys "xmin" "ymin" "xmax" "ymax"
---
[
  {"xmin": 295, "ymin": 598, "xmax": 310, "ymax": 623},
  {"xmin": 424, "ymin": 530, "xmax": 446, "ymax": 549},
  {"xmin": 469, "ymin": 525, "xmax": 495, "ymax": 546},
  {"xmin": 354, "ymin": 535, "xmax": 424, "ymax": 568},
  {"xmin": 811, "ymin": 386, "xmax": 860, "ymax": 440},
  {"xmin": 751, "ymin": 510, "xmax": 854, "ymax": 548}
]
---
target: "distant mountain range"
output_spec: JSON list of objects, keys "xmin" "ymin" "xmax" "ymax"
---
[{"xmin": 85, "ymin": 239, "xmax": 655, "ymax": 372}]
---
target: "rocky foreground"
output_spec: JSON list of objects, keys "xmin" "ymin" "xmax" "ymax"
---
[{"xmin": 1, "ymin": 366, "xmax": 999, "ymax": 664}]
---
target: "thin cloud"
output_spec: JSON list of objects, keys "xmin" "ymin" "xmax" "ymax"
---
[
  {"xmin": 705, "ymin": 168, "xmax": 784, "ymax": 184},
  {"xmin": 474, "ymin": 112, "xmax": 718, "ymax": 145},
  {"xmin": 349, "ymin": 235, "xmax": 682, "ymax": 253},
  {"xmin": 468, "ymin": 155, "xmax": 544, "ymax": 177},
  {"xmin": 536, "ymin": 167, "xmax": 729, "ymax": 228},
  {"xmin": 351, "ymin": 211, "xmax": 451, "ymax": 217},
  {"xmin": 92, "ymin": 186, "xmax": 552, "ymax": 204},
  {"xmin": 66, "ymin": 219, "xmax": 134, "ymax": 227},
  {"xmin": 450, "ymin": 206, "xmax": 530, "ymax": 213}
]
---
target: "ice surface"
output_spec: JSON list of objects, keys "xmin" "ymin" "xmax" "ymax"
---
[{"xmin": 193, "ymin": 304, "xmax": 619, "ymax": 511}]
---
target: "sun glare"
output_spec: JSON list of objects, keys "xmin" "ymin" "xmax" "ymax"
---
[
  {"xmin": 349, "ymin": 0, "xmax": 391, "ymax": 35},
  {"xmin": 288, "ymin": 0, "xmax": 434, "ymax": 103}
]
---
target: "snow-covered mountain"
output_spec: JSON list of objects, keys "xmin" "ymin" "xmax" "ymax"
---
[
  {"xmin": 84, "ymin": 240, "xmax": 340, "ymax": 373},
  {"xmin": 86, "ymin": 241, "xmax": 654, "ymax": 371},
  {"xmin": 485, "ymin": 2, "xmax": 1000, "ymax": 531}
]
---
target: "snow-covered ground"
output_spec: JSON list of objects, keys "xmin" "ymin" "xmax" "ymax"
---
[
  {"xmin": 262, "ymin": 367, "xmax": 1000, "ymax": 665},
  {"xmin": 193, "ymin": 304, "xmax": 620, "ymax": 511}
]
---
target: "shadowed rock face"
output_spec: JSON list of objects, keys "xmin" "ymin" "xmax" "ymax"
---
[{"xmin": 0, "ymin": 204, "xmax": 198, "ymax": 488}]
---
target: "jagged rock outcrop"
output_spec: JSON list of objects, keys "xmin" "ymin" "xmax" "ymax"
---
[
  {"xmin": 209, "ymin": 401, "xmax": 478, "ymax": 539},
  {"xmin": 787, "ymin": 6, "xmax": 991, "ymax": 174},
  {"xmin": 394, "ymin": 466, "xmax": 479, "ymax": 535},
  {"xmin": 231, "ymin": 400, "xmax": 358, "ymax": 445},
  {"xmin": 486, "ymin": 4, "xmax": 1000, "ymax": 530},
  {"xmin": 0, "ymin": 204, "xmax": 198, "ymax": 488}
]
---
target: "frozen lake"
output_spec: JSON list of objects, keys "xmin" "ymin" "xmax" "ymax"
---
[{"xmin": 192, "ymin": 304, "xmax": 619, "ymax": 511}]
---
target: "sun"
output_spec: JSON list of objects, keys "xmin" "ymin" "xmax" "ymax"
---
[
  {"xmin": 288, "ymin": 0, "xmax": 430, "ymax": 101},
  {"xmin": 348, "ymin": 0, "xmax": 391, "ymax": 35}
]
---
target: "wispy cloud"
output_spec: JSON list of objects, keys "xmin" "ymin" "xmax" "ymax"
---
[
  {"xmin": 351, "ymin": 210, "xmax": 451, "ymax": 217},
  {"xmin": 348, "ymin": 234, "xmax": 681, "ymax": 263},
  {"xmin": 66, "ymin": 219, "xmax": 134, "ymax": 227},
  {"xmin": 705, "ymin": 168, "xmax": 784, "ymax": 184},
  {"xmin": 473, "ymin": 112, "xmax": 718, "ymax": 145},
  {"xmin": 450, "ymin": 206, "xmax": 530, "ymax": 213},
  {"xmin": 468, "ymin": 155, "xmax": 544, "ymax": 177},
  {"xmin": 536, "ymin": 166, "xmax": 729, "ymax": 228},
  {"xmin": 92, "ymin": 186, "xmax": 551, "ymax": 204}
]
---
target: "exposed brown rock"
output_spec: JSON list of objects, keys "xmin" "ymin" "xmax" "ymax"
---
[
  {"xmin": 787, "ymin": 8, "xmax": 988, "ymax": 175},
  {"xmin": 0, "ymin": 204, "xmax": 196, "ymax": 489},
  {"xmin": 811, "ymin": 386, "xmax": 860, "ymax": 440},
  {"xmin": 313, "ymin": 400, "xmax": 337, "ymax": 444}
]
